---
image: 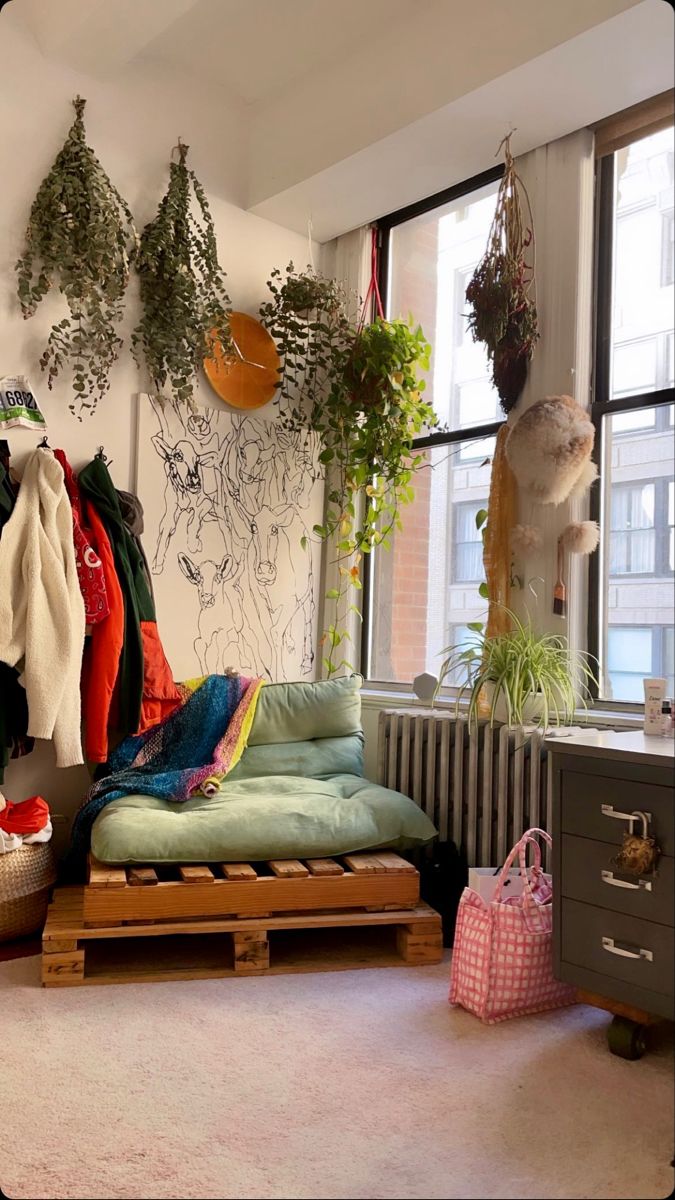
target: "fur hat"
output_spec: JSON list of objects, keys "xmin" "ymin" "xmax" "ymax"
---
[
  {"xmin": 505, "ymin": 395, "xmax": 595, "ymax": 505},
  {"xmin": 559, "ymin": 520, "xmax": 600, "ymax": 555}
]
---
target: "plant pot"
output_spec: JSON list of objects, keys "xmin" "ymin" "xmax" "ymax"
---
[{"xmin": 483, "ymin": 682, "xmax": 546, "ymax": 727}]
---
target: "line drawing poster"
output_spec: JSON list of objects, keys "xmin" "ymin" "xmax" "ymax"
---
[{"xmin": 135, "ymin": 395, "xmax": 324, "ymax": 683}]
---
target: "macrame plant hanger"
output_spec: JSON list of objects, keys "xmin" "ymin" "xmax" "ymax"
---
[{"xmin": 358, "ymin": 227, "xmax": 385, "ymax": 330}]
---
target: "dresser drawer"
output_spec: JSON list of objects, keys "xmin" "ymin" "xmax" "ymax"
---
[
  {"xmin": 561, "ymin": 770, "xmax": 674, "ymax": 856},
  {"xmin": 561, "ymin": 898, "xmax": 674, "ymax": 998},
  {"xmin": 561, "ymin": 834, "xmax": 674, "ymax": 925}
]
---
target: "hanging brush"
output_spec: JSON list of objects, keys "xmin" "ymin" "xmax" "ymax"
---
[
  {"xmin": 553, "ymin": 536, "xmax": 566, "ymax": 617},
  {"xmin": 553, "ymin": 521, "xmax": 600, "ymax": 618}
]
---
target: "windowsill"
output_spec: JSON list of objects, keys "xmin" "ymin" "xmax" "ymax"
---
[{"xmin": 360, "ymin": 684, "xmax": 644, "ymax": 729}]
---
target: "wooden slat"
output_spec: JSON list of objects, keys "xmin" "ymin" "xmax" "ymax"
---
[
  {"xmin": 370, "ymin": 852, "xmax": 416, "ymax": 874},
  {"xmin": 343, "ymin": 854, "xmax": 386, "ymax": 874},
  {"xmin": 232, "ymin": 931, "xmax": 269, "ymax": 973},
  {"xmin": 179, "ymin": 865, "xmax": 215, "ymax": 884},
  {"xmin": 46, "ymin": 887, "xmax": 435, "ymax": 938},
  {"xmin": 268, "ymin": 860, "xmax": 310, "ymax": 878},
  {"xmin": 87, "ymin": 855, "xmax": 127, "ymax": 888},
  {"xmin": 128, "ymin": 867, "xmax": 158, "ymax": 886},
  {"xmin": 80, "ymin": 870, "xmax": 419, "ymax": 924},
  {"xmin": 222, "ymin": 863, "xmax": 258, "ymax": 880},
  {"xmin": 305, "ymin": 858, "xmax": 344, "ymax": 877}
]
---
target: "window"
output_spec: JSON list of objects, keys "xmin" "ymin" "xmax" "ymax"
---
[
  {"xmin": 662, "ymin": 210, "xmax": 674, "ymax": 288},
  {"xmin": 364, "ymin": 168, "xmax": 503, "ymax": 684},
  {"xmin": 454, "ymin": 501, "xmax": 488, "ymax": 582},
  {"xmin": 609, "ymin": 483, "xmax": 655, "ymax": 575},
  {"xmin": 591, "ymin": 124, "xmax": 675, "ymax": 703}
]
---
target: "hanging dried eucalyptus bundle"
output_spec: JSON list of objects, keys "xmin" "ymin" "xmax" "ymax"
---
[
  {"xmin": 465, "ymin": 134, "xmax": 538, "ymax": 413},
  {"xmin": 133, "ymin": 140, "xmax": 231, "ymax": 409},
  {"xmin": 16, "ymin": 96, "xmax": 137, "ymax": 417}
]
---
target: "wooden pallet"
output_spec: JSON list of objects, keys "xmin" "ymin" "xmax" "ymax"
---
[
  {"xmin": 83, "ymin": 851, "xmax": 420, "ymax": 927},
  {"xmin": 42, "ymin": 887, "xmax": 443, "ymax": 987}
]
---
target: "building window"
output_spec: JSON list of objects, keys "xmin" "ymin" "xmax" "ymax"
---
[
  {"xmin": 364, "ymin": 167, "xmax": 503, "ymax": 684},
  {"xmin": 591, "ymin": 123, "xmax": 675, "ymax": 704},
  {"xmin": 662, "ymin": 209, "xmax": 674, "ymax": 288},
  {"xmin": 454, "ymin": 501, "xmax": 487, "ymax": 582},
  {"xmin": 609, "ymin": 483, "xmax": 655, "ymax": 575}
]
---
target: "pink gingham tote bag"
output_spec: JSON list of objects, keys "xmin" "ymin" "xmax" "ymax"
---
[{"xmin": 449, "ymin": 828, "xmax": 576, "ymax": 1024}]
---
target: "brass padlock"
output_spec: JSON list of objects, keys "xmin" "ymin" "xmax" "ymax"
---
[{"xmin": 612, "ymin": 810, "xmax": 660, "ymax": 877}]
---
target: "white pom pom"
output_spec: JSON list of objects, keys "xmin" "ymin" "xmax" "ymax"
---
[
  {"xmin": 511, "ymin": 524, "xmax": 543, "ymax": 554},
  {"xmin": 559, "ymin": 521, "xmax": 600, "ymax": 555}
]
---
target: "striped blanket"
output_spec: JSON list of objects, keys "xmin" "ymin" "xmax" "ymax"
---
[{"xmin": 65, "ymin": 673, "xmax": 263, "ymax": 877}]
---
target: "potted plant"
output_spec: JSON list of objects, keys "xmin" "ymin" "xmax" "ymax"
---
[
  {"xmin": 435, "ymin": 609, "xmax": 597, "ymax": 728},
  {"xmin": 465, "ymin": 134, "xmax": 538, "ymax": 413}
]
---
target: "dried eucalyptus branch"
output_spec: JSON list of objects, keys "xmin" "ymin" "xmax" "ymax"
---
[
  {"xmin": 15, "ymin": 96, "xmax": 137, "ymax": 417},
  {"xmin": 132, "ymin": 140, "xmax": 231, "ymax": 409}
]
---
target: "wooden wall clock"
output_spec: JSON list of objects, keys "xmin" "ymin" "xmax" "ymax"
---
[{"xmin": 204, "ymin": 311, "xmax": 280, "ymax": 410}]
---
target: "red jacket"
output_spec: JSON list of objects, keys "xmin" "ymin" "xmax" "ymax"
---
[{"xmin": 81, "ymin": 500, "xmax": 125, "ymax": 763}]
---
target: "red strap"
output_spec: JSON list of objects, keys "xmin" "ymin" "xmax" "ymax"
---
[{"xmin": 358, "ymin": 227, "xmax": 385, "ymax": 329}]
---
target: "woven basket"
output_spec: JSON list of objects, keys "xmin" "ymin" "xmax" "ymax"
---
[{"xmin": 0, "ymin": 842, "xmax": 57, "ymax": 942}]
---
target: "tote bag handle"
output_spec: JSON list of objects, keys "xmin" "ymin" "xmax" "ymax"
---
[{"xmin": 492, "ymin": 827, "xmax": 551, "ymax": 905}]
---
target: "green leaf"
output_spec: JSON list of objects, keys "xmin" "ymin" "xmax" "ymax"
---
[
  {"xmin": 475, "ymin": 508, "xmax": 489, "ymax": 529},
  {"xmin": 478, "ymin": 581, "xmax": 490, "ymax": 599}
]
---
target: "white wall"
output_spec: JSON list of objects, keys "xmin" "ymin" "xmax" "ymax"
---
[{"xmin": 0, "ymin": 19, "xmax": 313, "ymax": 834}]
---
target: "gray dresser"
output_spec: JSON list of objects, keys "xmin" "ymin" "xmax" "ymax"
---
[{"xmin": 548, "ymin": 731, "xmax": 674, "ymax": 1056}]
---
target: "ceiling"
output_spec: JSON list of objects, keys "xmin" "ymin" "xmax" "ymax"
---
[
  {"xmin": 7, "ymin": 0, "xmax": 673, "ymax": 241},
  {"xmin": 145, "ymin": 0, "xmax": 412, "ymax": 107}
]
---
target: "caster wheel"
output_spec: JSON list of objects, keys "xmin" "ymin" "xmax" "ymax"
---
[{"xmin": 607, "ymin": 1015, "xmax": 648, "ymax": 1059}]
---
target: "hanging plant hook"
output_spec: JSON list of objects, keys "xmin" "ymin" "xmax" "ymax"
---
[{"xmin": 171, "ymin": 138, "xmax": 189, "ymax": 164}]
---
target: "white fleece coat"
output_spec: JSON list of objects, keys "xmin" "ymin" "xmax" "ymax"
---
[{"xmin": 0, "ymin": 449, "xmax": 85, "ymax": 767}]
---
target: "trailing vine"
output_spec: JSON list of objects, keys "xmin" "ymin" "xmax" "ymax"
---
[
  {"xmin": 15, "ymin": 96, "xmax": 137, "ymax": 417},
  {"xmin": 465, "ymin": 133, "xmax": 538, "ymax": 413},
  {"xmin": 133, "ymin": 140, "xmax": 231, "ymax": 409},
  {"xmin": 260, "ymin": 261, "xmax": 437, "ymax": 675}
]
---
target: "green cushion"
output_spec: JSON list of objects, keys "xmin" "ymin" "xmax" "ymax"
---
[
  {"xmin": 90, "ymin": 775, "xmax": 437, "ymax": 864},
  {"xmin": 248, "ymin": 675, "xmax": 362, "ymax": 746},
  {"xmin": 227, "ymin": 734, "xmax": 364, "ymax": 782}
]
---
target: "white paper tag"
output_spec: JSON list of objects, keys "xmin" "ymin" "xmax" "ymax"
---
[{"xmin": 0, "ymin": 375, "xmax": 47, "ymax": 430}]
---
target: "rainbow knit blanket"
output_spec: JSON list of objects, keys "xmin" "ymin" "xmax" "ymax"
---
[{"xmin": 65, "ymin": 673, "xmax": 263, "ymax": 878}]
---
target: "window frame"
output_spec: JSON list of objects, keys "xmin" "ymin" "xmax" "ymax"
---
[
  {"xmin": 361, "ymin": 164, "xmax": 505, "ymax": 682},
  {"xmin": 588, "ymin": 143, "xmax": 675, "ymax": 702}
]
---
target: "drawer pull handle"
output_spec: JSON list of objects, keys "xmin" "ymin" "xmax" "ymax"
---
[
  {"xmin": 601, "ymin": 804, "xmax": 652, "ymax": 826},
  {"xmin": 601, "ymin": 870, "xmax": 653, "ymax": 892},
  {"xmin": 602, "ymin": 936, "xmax": 653, "ymax": 963}
]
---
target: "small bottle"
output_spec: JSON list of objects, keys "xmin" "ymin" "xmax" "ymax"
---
[{"xmin": 661, "ymin": 699, "xmax": 673, "ymax": 738}]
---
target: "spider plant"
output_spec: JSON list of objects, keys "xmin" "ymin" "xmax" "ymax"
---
[{"xmin": 436, "ymin": 609, "xmax": 597, "ymax": 728}]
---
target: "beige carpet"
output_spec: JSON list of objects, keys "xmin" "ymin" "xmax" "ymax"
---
[{"xmin": 1, "ymin": 954, "xmax": 672, "ymax": 1200}]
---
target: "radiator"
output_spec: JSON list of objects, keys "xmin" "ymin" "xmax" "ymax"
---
[{"xmin": 378, "ymin": 709, "xmax": 552, "ymax": 870}]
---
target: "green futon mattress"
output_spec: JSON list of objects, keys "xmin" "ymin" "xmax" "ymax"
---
[{"xmin": 89, "ymin": 774, "xmax": 437, "ymax": 865}]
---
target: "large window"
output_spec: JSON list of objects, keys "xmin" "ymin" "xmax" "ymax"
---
[
  {"xmin": 365, "ymin": 168, "xmax": 503, "ymax": 684},
  {"xmin": 592, "ymin": 124, "xmax": 675, "ymax": 703}
]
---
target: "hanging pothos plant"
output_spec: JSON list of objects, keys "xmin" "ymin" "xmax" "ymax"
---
[
  {"xmin": 465, "ymin": 133, "xmax": 538, "ymax": 413},
  {"xmin": 261, "ymin": 257, "xmax": 437, "ymax": 676},
  {"xmin": 15, "ymin": 96, "xmax": 137, "ymax": 418},
  {"xmin": 133, "ymin": 140, "xmax": 231, "ymax": 409}
]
